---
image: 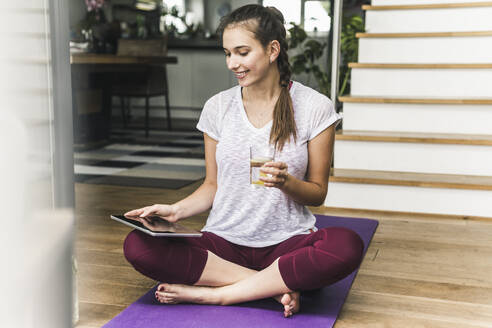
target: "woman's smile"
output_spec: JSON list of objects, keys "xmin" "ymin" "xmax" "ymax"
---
[{"xmin": 235, "ymin": 70, "xmax": 249, "ymax": 79}]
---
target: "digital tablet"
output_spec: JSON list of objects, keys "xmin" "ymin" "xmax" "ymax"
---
[{"xmin": 110, "ymin": 215, "xmax": 202, "ymax": 237}]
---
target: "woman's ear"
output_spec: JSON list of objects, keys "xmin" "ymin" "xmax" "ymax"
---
[{"xmin": 269, "ymin": 40, "xmax": 281, "ymax": 63}]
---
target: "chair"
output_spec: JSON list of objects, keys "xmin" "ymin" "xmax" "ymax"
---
[{"xmin": 111, "ymin": 38, "xmax": 172, "ymax": 137}]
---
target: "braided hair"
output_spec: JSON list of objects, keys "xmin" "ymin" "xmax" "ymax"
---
[{"xmin": 217, "ymin": 4, "xmax": 297, "ymax": 152}]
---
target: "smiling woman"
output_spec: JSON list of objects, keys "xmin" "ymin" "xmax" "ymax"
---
[{"xmin": 121, "ymin": 3, "xmax": 360, "ymax": 319}]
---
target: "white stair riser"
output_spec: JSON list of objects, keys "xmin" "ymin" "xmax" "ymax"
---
[
  {"xmin": 335, "ymin": 140, "xmax": 492, "ymax": 176},
  {"xmin": 372, "ymin": 0, "xmax": 488, "ymax": 5},
  {"xmin": 6, "ymin": 63, "xmax": 50, "ymax": 90},
  {"xmin": 366, "ymin": 8, "xmax": 492, "ymax": 33},
  {"xmin": 351, "ymin": 68, "xmax": 492, "ymax": 97},
  {"xmin": 325, "ymin": 182, "xmax": 492, "ymax": 217},
  {"xmin": 358, "ymin": 37, "xmax": 492, "ymax": 63},
  {"xmin": 342, "ymin": 102, "xmax": 492, "ymax": 135}
]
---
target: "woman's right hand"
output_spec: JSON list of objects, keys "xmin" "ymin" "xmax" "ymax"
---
[{"xmin": 124, "ymin": 204, "xmax": 179, "ymax": 223}]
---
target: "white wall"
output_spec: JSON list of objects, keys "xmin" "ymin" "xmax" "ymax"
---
[{"xmin": 68, "ymin": 0, "xmax": 88, "ymax": 29}]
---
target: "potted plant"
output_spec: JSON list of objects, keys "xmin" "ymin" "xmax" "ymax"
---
[
  {"xmin": 160, "ymin": 5, "xmax": 203, "ymax": 39},
  {"xmin": 78, "ymin": 0, "xmax": 109, "ymax": 52}
]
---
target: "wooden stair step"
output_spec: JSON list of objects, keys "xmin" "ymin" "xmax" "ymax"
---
[
  {"xmin": 339, "ymin": 96, "xmax": 492, "ymax": 105},
  {"xmin": 336, "ymin": 130, "xmax": 492, "ymax": 146},
  {"xmin": 349, "ymin": 63, "xmax": 492, "ymax": 69},
  {"xmin": 357, "ymin": 31, "xmax": 492, "ymax": 38},
  {"xmin": 331, "ymin": 168, "xmax": 492, "ymax": 191},
  {"xmin": 363, "ymin": 2, "xmax": 492, "ymax": 11}
]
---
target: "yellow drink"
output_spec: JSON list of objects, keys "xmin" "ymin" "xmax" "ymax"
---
[{"xmin": 250, "ymin": 157, "xmax": 272, "ymax": 185}]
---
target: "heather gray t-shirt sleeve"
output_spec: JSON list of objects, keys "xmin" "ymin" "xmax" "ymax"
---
[
  {"xmin": 196, "ymin": 94, "xmax": 220, "ymax": 141},
  {"xmin": 308, "ymin": 92, "xmax": 342, "ymax": 140}
]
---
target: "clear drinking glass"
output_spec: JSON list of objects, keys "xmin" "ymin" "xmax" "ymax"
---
[{"xmin": 250, "ymin": 144, "xmax": 276, "ymax": 186}]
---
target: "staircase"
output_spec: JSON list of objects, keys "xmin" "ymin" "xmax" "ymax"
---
[{"xmin": 325, "ymin": 0, "xmax": 492, "ymax": 217}]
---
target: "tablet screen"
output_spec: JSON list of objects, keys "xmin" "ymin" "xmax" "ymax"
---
[{"xmin": 110, "ymin": 215, "xmax": 202, "ymax": 237}]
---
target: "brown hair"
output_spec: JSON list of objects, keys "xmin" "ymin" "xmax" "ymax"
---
[{"xmin": 217, "ymin": 4, "xmax": 297, "ymax": 152}]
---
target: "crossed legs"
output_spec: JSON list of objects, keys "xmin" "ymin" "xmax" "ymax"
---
[
  {"xmin": 124, "ymin": 228, "xmax": 364, "ymax": 318},
  {"xmin": 155, "ymin": 251, "xmax": 300, "ymax": 317}
]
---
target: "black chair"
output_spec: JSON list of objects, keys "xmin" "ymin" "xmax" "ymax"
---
[
  {"xmin": 111, "ymin": 64, "xmax": 172, "ymax": 137},
  {"xmin": 111, "ymin": 38, "xmax": 172, "ymax": 137}
]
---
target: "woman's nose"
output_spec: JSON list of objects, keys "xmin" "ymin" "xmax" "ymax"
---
[{"xmin": 227, "ymin": 57, "xmax": 240, "ymax": 71}]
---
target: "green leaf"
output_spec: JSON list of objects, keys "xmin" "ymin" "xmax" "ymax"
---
[
  {"xmin": 291, "ymin": 58, "xmax": 306, "ymax": 75},
  {"xmin": 170, "ymin": 6, "xmax": 179, "ymax": 17},
  {"xmin": 304, "ymin": 40, "xmax": 324, "ymax": 59}
]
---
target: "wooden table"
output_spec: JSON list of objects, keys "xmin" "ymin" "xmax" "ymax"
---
[
  {"xmin": 70, "ymin": 53, "xmax": 178, "ymax": 65},
  {"xmin": 70, "ymin": 53, "xmax": 177, "ymax": 144}
]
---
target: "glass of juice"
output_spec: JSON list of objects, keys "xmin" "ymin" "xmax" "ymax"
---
[{"xmin": 250, "ymin": 144, "xmax": 275, "ymax": 186}]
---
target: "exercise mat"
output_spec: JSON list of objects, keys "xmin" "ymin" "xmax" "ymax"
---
[{"xmin": 103, "ymin": 215, "xmax": 378, "ymax": 328}]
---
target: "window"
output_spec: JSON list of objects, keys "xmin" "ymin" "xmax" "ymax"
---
[
  {"xmin": 162, "ymin": 0, "xmax": 186, "ymax": 33},
  {"xmin": 262, "ymin": 0, "xmax": 331, "ymax": 34},
  {"xmin": 162, "ymin": 0, "xmax": 185, "ymax": 13},
  {"xmin": 304, "ymin": 1, "xmax": 331, "ymax": 33},
  {"xmin": 262, "ymin": 0, "xmax": 302, "ymax": 26}
]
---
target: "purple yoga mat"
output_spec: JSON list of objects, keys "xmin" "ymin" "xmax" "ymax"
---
[{"xmin": 103, "ymin": 215, "xmax": 378, "ymax": 328}]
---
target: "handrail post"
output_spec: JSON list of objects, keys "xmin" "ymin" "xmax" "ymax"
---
[{"xmin": 331, "ymin": 0, "xmax": 343, "ymax": 111}]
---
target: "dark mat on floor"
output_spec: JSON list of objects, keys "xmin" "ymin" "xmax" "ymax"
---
[{"xmin": 74, "ymin": 132, "xmax": 205, "ymax": 190}]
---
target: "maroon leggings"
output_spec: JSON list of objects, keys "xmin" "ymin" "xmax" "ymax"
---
[{"xmin": 123, "ymin": 227, "xmax": 364, "ymax": 291}]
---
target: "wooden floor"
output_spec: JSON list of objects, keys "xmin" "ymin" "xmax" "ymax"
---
[{"xmin": 74, "ymin": 181, "xmax": 492, "ymax": 328}]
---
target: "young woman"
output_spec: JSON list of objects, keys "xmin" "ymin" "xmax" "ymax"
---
[{"xmin": 123, "ymin": 4, "xmax": 363, "ymax": 318}]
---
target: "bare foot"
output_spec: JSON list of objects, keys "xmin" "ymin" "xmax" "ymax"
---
[
  {"xmin": 155, "ymin": 283, "xmax": 300, "ymax": 317},
  {"xmin": 274, "ymin": 292, "xmax": 300, "ymax": 318},
  {"xmin": 155, "ymin": 283, "xmax": 220, "ymax": 305}
]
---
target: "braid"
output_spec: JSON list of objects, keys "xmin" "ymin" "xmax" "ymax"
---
[
  {"xmin": 271, "ymin": 42, "xmax": 297, "ymax": 150},
  {"xmin": 265, "ymin": 7, "xmax": 291, "ymax": 88},
  {"xmin": 277, "ymin": 45, "xmax": 291, "ymax": 87},
  {"xmin": 268, "ymin": 12, "xmax": 296, "ymax": 150}
]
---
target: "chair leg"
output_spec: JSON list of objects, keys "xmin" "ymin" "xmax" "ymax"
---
[
  {"xmin": 164, "ymin": 93, "xmax": 172, "ymax": 130},
  {"xmin": 119, "ymin": 96, "xmax": 127, "ymax": 127},
  {"xmin": 108, "ymin": 95, "xmax": 113, "ymax": 135},
  {"xmin": 145, "ymin": 96, "xmax": 150, "ymax": 138},
  {"xmin": 126, "ymin": 97, "xmax": 132, "ymax": 122}
]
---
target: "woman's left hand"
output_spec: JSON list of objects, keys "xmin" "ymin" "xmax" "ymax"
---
[{"xmin": 260, "ymin": 161, "xmax": 289, "ymax": 189}]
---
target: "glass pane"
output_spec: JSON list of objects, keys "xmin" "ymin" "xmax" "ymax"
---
[
  {"xmin": 162, "ymin": 0, "xmax": 186, "ymax": 33},
  {"xmin": 304, "ymin": 1, "xmax": 331, "ymax": 32},
  {"xmin": 263, "ymin": 0, "xmax": 301, "ymax": 25},
  {"xmin": 162, "ymin": 0, "xmax": 185, "ymax": 13}
]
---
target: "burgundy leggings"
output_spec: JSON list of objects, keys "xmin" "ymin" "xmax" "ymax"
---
[{"xmin": 123, "ymin": 227, "xmax": 364, "ymax": 291}]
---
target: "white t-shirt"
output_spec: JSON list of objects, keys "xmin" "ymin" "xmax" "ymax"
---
[{"xmin": 196, "ymin": 81, "xmax": 341, "ymax": 247}]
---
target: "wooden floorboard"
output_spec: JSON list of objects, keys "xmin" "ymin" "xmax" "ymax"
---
[
  {"xmin": 337, "ymin": 308, "xmax": 484, "ymax": 328},
  {"xmin": 74, "ymin": 182, "xmax": 492, "ymax": 327},
  {"xmin": 353, "ymin": 274, "xmax": 492, "ymax": 305},
  {"xmin": 77, "ymin": 302, "xmax": 126, "ymax": 328},
  {"xmin": 344, "ymin": 290, "xmax": 492, "ymax": 327}
]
